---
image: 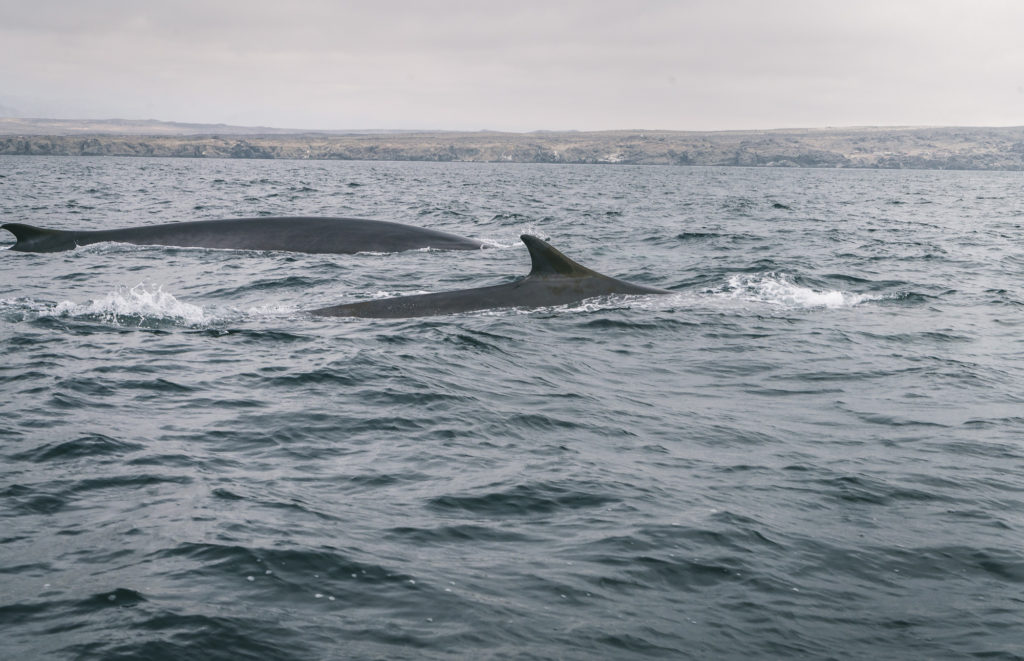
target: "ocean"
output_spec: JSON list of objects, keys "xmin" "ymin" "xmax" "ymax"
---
[{"xmin": 1, "ymin": 156, "xmax": 1022, "ymax": 660}]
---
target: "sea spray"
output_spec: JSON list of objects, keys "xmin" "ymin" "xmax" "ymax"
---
[
  {"xmin": 50, "ymin": 283, "xmax": 206, "ymax": 326},
  {"xmin": 714, "ymin": 272, "xmax": 871, "ymax": 309}
]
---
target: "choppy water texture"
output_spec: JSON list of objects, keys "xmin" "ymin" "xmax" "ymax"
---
[{"xmin": 1, "ymin": 157, "xmax": 1023, "ymax": 660}]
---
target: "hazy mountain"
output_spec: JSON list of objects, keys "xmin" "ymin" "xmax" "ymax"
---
[{"xmin": 2, "ymin": 119, "xmax": 1023, "ymax": 170}]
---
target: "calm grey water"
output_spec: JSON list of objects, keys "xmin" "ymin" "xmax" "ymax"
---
[{"xmin": 1, "ymin": 157, "xmax": 1022, "ymax": 660}]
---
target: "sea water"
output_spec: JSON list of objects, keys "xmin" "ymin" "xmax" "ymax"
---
[{"xmin": 1, "ymin": 157, "xmax": 1022, "ymax": 660}]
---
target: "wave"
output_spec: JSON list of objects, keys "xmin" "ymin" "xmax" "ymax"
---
[
  {"xmin": 1, "ymin": 285, "xmax": 308, "ymax": 330},
  {"xmin": 711, "ymin": 272, "xmax": 873, "ymax": 309},
  {"xmin": 47, "ymin": 283, "xmax": 207, "ymax": 326}
]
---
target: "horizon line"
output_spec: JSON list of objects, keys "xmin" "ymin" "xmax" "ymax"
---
[{"xmin": 3, "ymin": 117, "xmax": 1024, "ymax": 135}]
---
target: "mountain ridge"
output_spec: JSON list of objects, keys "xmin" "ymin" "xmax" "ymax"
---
[{"xmin": 2, "ymin": 119, "xmax": 1023, "ymax": 170}]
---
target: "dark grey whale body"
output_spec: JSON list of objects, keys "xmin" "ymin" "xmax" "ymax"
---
[
  {"xmin": 311, "ymin": 234, "xmax": 670, "ymax": 318},
  {"xmin": 1, "ymin": 216, "xmax": 486, "ymax": 254}
]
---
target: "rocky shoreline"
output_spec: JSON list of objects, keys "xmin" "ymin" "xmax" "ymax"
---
[{"xmin": 2, "ymin": 124, "xmax": 1024, "ymax": 170}]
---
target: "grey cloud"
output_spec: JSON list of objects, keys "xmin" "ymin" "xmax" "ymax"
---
[{"xmin": 1, "ymin": 0, "xmax": 1022, "ymax": 130}]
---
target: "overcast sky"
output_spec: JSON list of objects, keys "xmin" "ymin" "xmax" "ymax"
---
[{"xmin": 1, "ymin": 0, "xmax": 1022, "ymax": 131}]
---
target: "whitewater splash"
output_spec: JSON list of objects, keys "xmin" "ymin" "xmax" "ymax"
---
[
  {"xmin": 714, "ymin": 272, "xmax": 871, "ymax": 309},
  {"xmin": 49, "ymin": 283, "xmax": 206, "ymax": 326}
]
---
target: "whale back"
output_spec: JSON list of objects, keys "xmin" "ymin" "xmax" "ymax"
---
[{"xmin": 3, "ymin": 217, "xmax": 486, "ymax": 254}]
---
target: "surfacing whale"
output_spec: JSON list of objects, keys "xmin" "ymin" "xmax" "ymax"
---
[
  {"xmin": 1, "ymin": 216, "xmax": 486, "ymax": 254},
  {"xmin": 310, "ymin": 234, "xmax": 670, "ymax": 318}
]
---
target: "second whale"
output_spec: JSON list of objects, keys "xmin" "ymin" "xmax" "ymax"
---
[
  {"xmin": 310, "ymin": 234, "xmax": 670, "ymax": 318},
  {"xmin": 1, "ymin": 216, "xmax": 486, "ymax": 254}
]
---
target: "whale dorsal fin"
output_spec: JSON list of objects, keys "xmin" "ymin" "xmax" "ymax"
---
[
  {"xmin": 521, "ymin": 234, "xmax": 598, "ymax": 278},
  {"xmin": 2, "ymin": 223, "xmax": 78, "ymax": 252}
]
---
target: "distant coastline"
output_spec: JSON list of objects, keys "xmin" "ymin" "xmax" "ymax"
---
[{"xmin": 2, "ymin": 119, "xmax": 1023, "ymax": 170}]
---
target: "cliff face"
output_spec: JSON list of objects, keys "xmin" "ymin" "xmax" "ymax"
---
[{"xmin": 2, "ymin": 126, "xmax": 1024, "ymax": 170}]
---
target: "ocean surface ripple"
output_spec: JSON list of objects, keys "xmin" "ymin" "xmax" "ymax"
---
[{"xmin": 1, "ymin": 158, "xmax": 1022, "ymax": 660}]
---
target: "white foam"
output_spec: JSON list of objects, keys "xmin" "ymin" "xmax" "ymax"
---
[
  {"xmin": 477, "ymin": 236, "xmax": 517, "ymax": 249},
  {"xmin": 368, "ymin": 289, "xmax": 432, "ymax": 299},
  {"xmin": 471, "ymin": 235, "xmax": 528, "ymax": 250},
  {"xmin": 47, "ymin": 283, "xmax": 206, "ymax": 326},
  {"xmin": 241, "ymin": 302, "xmax": 303, "ymax": 317},
  {"xmin": 713, "ymin": 273, "xmax": 870, "ymax": 309},
  {"xmin": 470, "ymin": 293, "xmax": 657, "ymax": 317}
]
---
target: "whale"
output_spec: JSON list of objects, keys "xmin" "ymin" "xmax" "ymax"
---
[
  {"xmin": 1, "ymin": 216, "xmax": 486, "ymax": 254},
  {"xmin": 310, "ymin": 234, "xmax": 670, "ymax": 318}
]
